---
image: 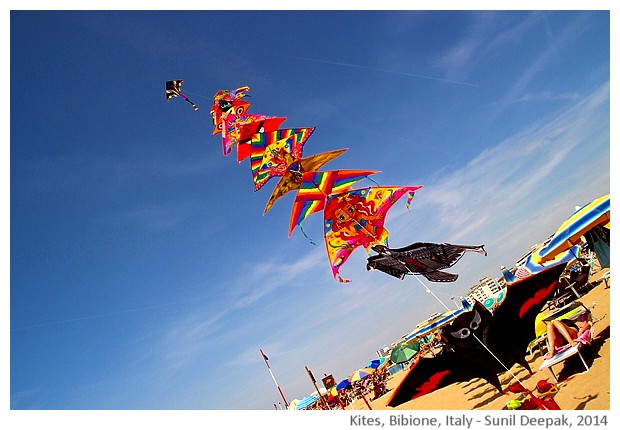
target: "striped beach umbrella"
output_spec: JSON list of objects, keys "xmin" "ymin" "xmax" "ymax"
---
[
  {"xmin": 534, "ymin": 194, "xmax": 610, "ymax": 264},
  {"xmin": 403, "ymin": 300, "xmax": 473, "ymax": 343},
  {"xmin": 287, "ymin": 398, "xmax": 300, "ymax": 410},
  {"xmin": 349, "ymin": 367, "xmax": 375, "ymax": 382},
  {"xmin": 365, "ymin": 356, "xmax": 388, "ymax": 369},
  {"xmin": 295, "ymin": 395, "xmax": 319, "ymax": 410},
  {"xmin": 514, "ymin": 244, "xmax": 580, "ymax": 280}
]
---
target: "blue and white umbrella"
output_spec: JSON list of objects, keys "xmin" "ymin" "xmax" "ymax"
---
[
  {"xmin": 295, "ymin": 395, "xmax": 319, "ymax": 410},
  {"xmin": 365, "ymin": 356, "xmax": 388, "ymax": 369},
  {"xmin": 404, "ymin": 300, "xmax": 473, "ymax": 343}
]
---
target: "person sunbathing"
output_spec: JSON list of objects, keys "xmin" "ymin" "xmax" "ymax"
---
[{"xmin": 543, "ymin": 315, "xmax": 592, "ymax": 360}]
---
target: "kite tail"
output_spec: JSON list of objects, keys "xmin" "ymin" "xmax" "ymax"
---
[
  {"xmin": 299, "ymin": 224, "xmax": 316, "ymax": 246},
  {"xmin": 336, "ymin": 273, "xmax": 351, "ymax": 283},
  {"xmin": 406, "ymin": 190, "xmax": 416, "ymax": 210},
  {"xmin": 367, "ymin": 176, "xmax": 381, "ymax": 187},
  {"xmin": 179, "ymin": 92, "xmax": 198, "ymax": 111},
  {"xmin": 184, "ymin": 97, "xmax": 199, "ymax": 112}
]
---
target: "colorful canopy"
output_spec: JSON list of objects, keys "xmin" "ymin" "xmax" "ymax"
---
[
  {"xmin": 335, "ymin": 378, "xmax": 352, "ymax": 391},
  {"xmin": 336, "ymin": 378, "xmax": 351, "ymax": 391},
  {"xmin": 533, "ymin": 194, "xmax": 610, "ymax": 264},
  {"xmin": 349, "ymin": 367, "xmax": 375, "ymax": 382}
]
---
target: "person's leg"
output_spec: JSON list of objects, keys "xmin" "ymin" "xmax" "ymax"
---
[
  {"xmin": 545, "ymin": 321, "xmax": 578, "ymax": 359},
  {"xmin": 553, "ymin": 320, "xmax": 579, "ymax": 345}
]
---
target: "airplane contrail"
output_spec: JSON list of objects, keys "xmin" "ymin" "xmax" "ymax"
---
[{"xmin": 288, "ymin": 56, "xmax": 480, "ymax": 87}]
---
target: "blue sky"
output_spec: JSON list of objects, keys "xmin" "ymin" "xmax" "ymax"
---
[{"xmin": 7, "ymin": 6, "xmax": 613, "ymax": 419}]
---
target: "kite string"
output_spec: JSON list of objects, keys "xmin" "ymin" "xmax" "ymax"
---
[
  {"xmin": 183, "ymin": 89, "xmax": 225, "ymax": 100},
  {"xmin": 412, "ymin": 275, "xmax": 453, "ymax": 312},
  {"xmin": 420, "ymin": 276, "xmax": 550, "ymax": 409},
  {"xmin": 470, "ymin": 332, "xmax": 550, "ymax": 410}
]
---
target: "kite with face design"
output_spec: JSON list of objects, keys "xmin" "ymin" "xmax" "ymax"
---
[{"xmin": 387, "ymin": 262, "xmax": 567, "ymax": 407}]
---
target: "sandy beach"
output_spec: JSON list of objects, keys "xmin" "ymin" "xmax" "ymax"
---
[{"xmin": 349, "ymin": 268, "xmax": 610, "ymax": 411}]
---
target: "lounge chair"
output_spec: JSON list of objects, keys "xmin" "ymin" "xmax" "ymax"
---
[
  {"xmin": 538, "ymin": 302, "xmax": 597, "ymax": 383},
  {"xmin": 539, "ymin": 340, "xmax": 590, "ymax": 383}
]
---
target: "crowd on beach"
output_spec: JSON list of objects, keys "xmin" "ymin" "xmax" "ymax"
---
[
  {"xmin": 289, "ymin": 198, "xmax": 611, "ymax": 409},
  {"xmin": 304, "ymin": 367, "xmax": 390, "ymax": 410},
  {"xmin": 301, "ymin": 259, "xmax": 608, "ymax": 411}
]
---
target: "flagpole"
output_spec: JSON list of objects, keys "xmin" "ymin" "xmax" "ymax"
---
[{"xmin": 260, "ymin": 349, "xmax": 289, "ymax": 408}]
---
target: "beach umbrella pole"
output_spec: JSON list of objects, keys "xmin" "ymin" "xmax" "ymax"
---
[
  {"xmin": 360, "ymin": 392, "xmax": 373, "ymax": 410},
  {"xmin": 260, "ymin": 349, "xmax": 289, "ymax": 408},
  {"xmin": 305, "ymin": 365, "xmax": 331, "ymax": 410}
]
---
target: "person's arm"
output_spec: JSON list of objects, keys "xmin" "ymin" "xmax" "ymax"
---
[{"xmin": 576, "ymin": 321, "xmax": 591, "ymax": 339}]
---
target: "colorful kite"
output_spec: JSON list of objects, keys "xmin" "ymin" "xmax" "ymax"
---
[
  {"xmin": 250, "ymin": 128, "xmax": 315, "ymax": 191},
  {"xmin": 211, "ymin": 86, "xmax": 250, "ymax": 115},
  {"xmin": 211, "ymin": 101, "xmax": 252, "ymax": 136},
  {"xmin": 165, "ymin": 80, "xmax": 198, "ymax": 111},
  {"xmin": 387, "ymin": 263, "xmax": 567, "ymax": 407},
  {"xmin": 367, "ymin": 242, "xmax": 487, "ymax": 282},
  {"xmin": 323, "ymin": 185, "xmax": 423, "ymax": 282},
  {"xmin": 222, "ymin": 114, "xmax": 286, "ymax": 162},
  {"xmin": 210, "ymin": 86, "xmax": 251, "ymax": 135},
  {"xmin": 234, "ymin": 117, "xmax": 288, "ymax": 161},
  {"xmin": 289, "ymin": 169, "xmax": 380, "ymax": 237},
  {"xmin": 219, "ymin": 112, "xmax": 269, "ymax": 156},
  {"xmin": 198, "ymin": 84, "xmax": 437, "ymax": 282},
  {"xmin": 263, "ymin": 149, "xmax": 348, "ymax": 215}
]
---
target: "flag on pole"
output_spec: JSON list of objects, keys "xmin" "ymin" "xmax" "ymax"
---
[{"xmin": 260, "ymin": 348, "xmax": 288, "ymax": 407}]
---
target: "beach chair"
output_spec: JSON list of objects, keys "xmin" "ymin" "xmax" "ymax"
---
[
  {"xmin": 538, "ymin": 302, "xmax": 597, "ymax": 383},
  {"xmin": 529, "ymin": 300, "xmax": 592, "ymax": 355},
  {"xmin": 599, "ymin": 270, "xmax": 610, "ymax": 288},
  {"xmin": 539, "ymin": 343, "xmax": 589, "ymax": 383}
]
